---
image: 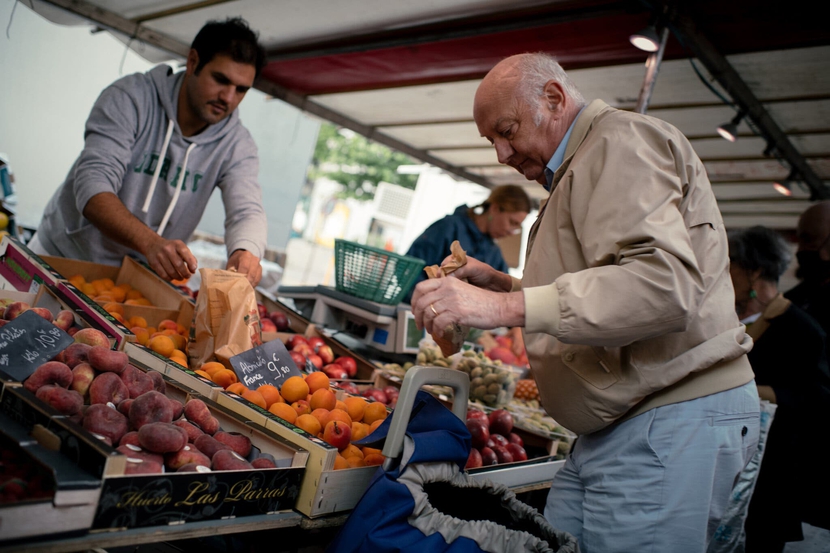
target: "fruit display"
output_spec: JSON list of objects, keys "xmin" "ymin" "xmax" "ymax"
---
[
  {"xmin": 476, "ymin": 329, "xmax": 529, "ymax": 367},
  {"xmin": 129, "ymin": 318, "xmax": 189, "ymax": 367},
  {"xmin": 514, "ymin": 379, "xmax": 540, "ymax": 402},
  {"xmin": 257, "ymin": 302, "xmax": 290, "ymax": 333},
  {"xmin": 464, "ymin": 408, "xmax": 528, "ymax": 469},
  {"xmin": 20, "ymin": 347, "xmax": 283, "ymax": 473},
  {"xmin": 0, "ymin": 434, "xmax": 56, "ymax": 505},
  {"xmin": 454, "ymin": 350, "xmax": 518, "ymax": 408},
  {"xmin": 0, "ymin": 299, "xmax": 87, "ymax": 336}
]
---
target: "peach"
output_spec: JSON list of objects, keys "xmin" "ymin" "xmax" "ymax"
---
[
  {"xmin": 83, "ymin": 403, "xmax": 129, "ymax": 444},
  {"xmin": 70, "ymin": 362, "xmax": 96, "ymax": 398},
  {"xmin": 53, "ymin": 310, "xmax": 75, "ymax": 331},
  {"xmin": 212, "ymin": 449, "xmax": 253, "ymax": 471},
  {"xmin": 88, "ymin": 372, "xmax": 130, "ymax": 405},
  {"xmin": 73, "ymin": 328, "xmax": 111, "ymax": 349},
  {"xmin": 173, "ymin": 419, "xmax": 204, "ymax": 442},
  {"xmin": 165, "ymin": 445, "xmax": 211, "ymax": 470},
  {"xmin": 116, "ymin": 444, "xmax": 164, "ymax": 466},
  {"xmin": 193, "ymin": 434, "xmax": 231, "ymax": 460},
  {"xmin": 120, "ymin": 365, "xmax": 153, "ymax": 398},
  {"xmin": 147, "ymin": 371, "xmax": 166, "ymax": 394},
  {"xmin": 251, "ymin": 457, "xmax": 277, "ymax": 469},
  {"xmin": 183, "ymin": 398, "xmax": 219, "ymax": 435},
  {"xmin": 35, "ymin": 385, "xmax": 84, "ymax": 416},
  {"xmin": 119, "ymin": 431, "xmax": 141, "ymax": 448},
  {"xmin": 88, "ymin": 346, "xmax": 128, "ymax": 374},
  {"xmin": 177, "ymin": 463, "xmax": 211, "ymax": 473},
  {"xmin": 30, "ymin": 307, "xmax": 54, "ymax": 323},
  {"xmin": 213, "ymin": 431, "xmax": 252, "ymax": 458},
  {"xmin": 169, "ymin": 398, "xmax": 184, "ymax": 421},
  {"xmin": 123, "ymin": 458, "xmax": 163, "ymax": 475},
  {"xmin": 63, "ymin": 343, "xmax": 92, "ymax": 369},
  {"xmin": 117, "ymin": 398, "xmax": 133, "ymax": 416},
  {"xmin": 3, "ymin": 301, "xmax": 30, "ymax": 320},
  {"xmin": 129, "ymin": 391, "xmax": 173, "ymax": 429},
  {"xmin": 24, "ymin": 361, "xmax": 73, "ymax": 392},
  {"xmin": 138, "ymin": 422, "xmax": 187, "ymax": 453}
]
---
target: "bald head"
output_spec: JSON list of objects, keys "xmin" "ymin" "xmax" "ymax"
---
[
  {"xmin": 473, "ymin": 53, "xmax": 586, "ymax": 185},
  {"xmin": 796, "ymin": 201, "xmax": 830, "ymax": 254}
]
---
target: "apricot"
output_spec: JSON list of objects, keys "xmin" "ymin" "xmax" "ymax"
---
[
  {"xmin": 268, "ymin": 402, "xmax": 297, "ymax": 424},
  {"xmin": 304, "ymin": 372, "xmax": 330, "ymax": 395},
  {"xmin": 333, "ymin": 455, "xmax": 349, "ymax": 470},
  {"xmin": 129, "ymin": 391, "xmax": 173, "ymax": 429},
  {"xmin": 364, "ymin": 453, "xmax": 385, "ymax": 466},
  {"xmin": 226, "ymin": 382, "xmax": 248, "ymax": 395},
  {"xmin": 158, "ymin": 319, "xmax": 178, "ymax": 332},
  {"xmin": 327, "ymin": 408, "xmax": 352, "ymax": 427},
  {"xmin": 280, "ymin": 376, "xmax": 309, "ymax": 403},
  {"xmin": 138, "ymin": 422, "xmax": 186, "ymax": 454},
  {"xmin": 24, "ymin": 361, "xmax": 73, "ymax": 392},
  {"xmin": 89, "ymin": 372, "xmax": 130, "ymax": 405},
  {"xmin": 201, "ymin": 362, "xmax": 227, "ymax": 377},
  {"xmin": 80, "ymin": 283, "xmax": 96, "ymax": 297},
  {"xmin": 295, "ymin": 414, "xmax": 321, "ymax": 436},
  {"xmin": 241, "ymin": 390, "xmax": 267, "ymax": 409},
  {"xmin": 346, "ymin": 456, "xmax": 367, "ymax": 468},
  {"xmin": 131, "ymin": 327, "xmax": 150, "ymax": 345},
  {"xmin": 125, "ymin": 289, "xmax": 144, "ymax": 301},
  {"xmin": 309, "ymin": 388, "xmax": 336, "ymax": 411},
  {"xmin": 148, "ymin": 335, "xmax": 175, "ymax": 358},
  {"xmin": 68, "ymin": 274, "xmax": 86, "ymax": 288},
  {"xmin": 169, "ymin": 350, "xmax": 188, "ymax": 367},
  {"xmin": 120, "ymin": 366, "xmax": 154, "ymax": 398},
  {"xmin": 103, "ymin": 302, "xmax": 124, "ymax": 316},
  {"xmin": 335, "ymin": 399, "xmax": 348, "ymax": 412},
  {"xmin": 256, "ymin": 384, "xmax": 282, "ymax": 408},
  {"xmin": 87, "ymin": 346, "xmax": 130, "ymax": 374},
  {"xmin": 351, "ymin": 421, "xmax": 369, "ymax": 442},
  {"xmin": 165, "ymin": 332, "xmax": 187, "ymax": 351},
  {"xmin": 36, "ymin": 385, "xmax": 83, "ymax": 416},
  {"xmin": 363, "ymin": 402, "xmax": 388, "ymax": 426},
  {"xmin": 212, "ymin": 369, "xmax": 238, "ymax": 389},
  {"xmin": 128, "ymin": 316, "xmax": 148, "ymax": 329},
  {"xmin": 84, "ymin": 403, "xmax": 128, "ymax": 444},
  {"xmin": 341, "ymin": 444, "xmax": 364, "ymax": 460},
  {"xmin": 369, "ymin": 418, "xmax": 385, "ymax": 434},
  {"xmin": 108, "ymin": 287, "xmax": 127, "ymax": 303},
  {"xmin": 214, "ymin": 431, "xmax": 252, "ymax": 458},
  {"xmin": 311, "ymin": 408, "xmax": 331, "ymax": 429},
  {"xmin": 343, "ymin": 396, "xmax": 367, "ymax": 423}
]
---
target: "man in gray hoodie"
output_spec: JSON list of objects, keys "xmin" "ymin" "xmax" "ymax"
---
[{"xmin": 30, "ymin": 18, "xmax": 267, "ymax": 286}]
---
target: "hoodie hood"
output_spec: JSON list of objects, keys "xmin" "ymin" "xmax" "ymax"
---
[{"xmin": 147, "ymin": 64, "xmax": 241, "ymax": 145}]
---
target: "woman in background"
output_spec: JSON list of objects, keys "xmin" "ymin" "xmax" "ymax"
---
[
  {"xmin": 728, "ymin": 225, "xmax": 829, "ymax": 552},
  {"xmin": 403, "ymin": 184, "xmax": 531, "ymax": 304}
]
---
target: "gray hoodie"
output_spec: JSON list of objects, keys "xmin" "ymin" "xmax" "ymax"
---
[{"xmin": 37, "ymin": 64, "xmax": 267, "ymax": 266}]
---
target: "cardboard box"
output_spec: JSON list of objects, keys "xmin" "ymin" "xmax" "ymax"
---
[
  {"xmin": 0, "ymin": 410, "xmax": 103, "ymax": 542},
  {"xmin": 0, "ymin": 235, "xmax": 63, "ymax": 293},
  {"xmin": 43, "ymin": 255, "xmax": 195, "ymax": 333},
  {"xmin": 214, "ymin": 390, "xmax": 378, "ymax": 517}
]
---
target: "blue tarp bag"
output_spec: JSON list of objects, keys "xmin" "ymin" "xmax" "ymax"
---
[{"xmin": 328, "ymin": 367, "xmax": 579, "ymax": 553}]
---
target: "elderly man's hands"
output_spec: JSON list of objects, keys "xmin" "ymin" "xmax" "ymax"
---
[
  {"xmin": 442, "ymin": 256, "xmax": 514, "ymax": 293},
  {"xmin": 411, "ymin": 276, "xmax": 525, "ymax": 335}
]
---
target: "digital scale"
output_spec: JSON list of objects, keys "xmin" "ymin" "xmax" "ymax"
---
[{"xmin": 276, "ymin": 285, "xmax": 425, "ymax": 355}]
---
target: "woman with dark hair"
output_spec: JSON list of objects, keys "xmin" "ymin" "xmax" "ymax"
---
[
  {"xmin": 728, "ymin": 225, "xmax": 828, "ymax": 552},
  {"xmin": 403, "ymin": 185, "xmax": 531, "ymax": 303}
]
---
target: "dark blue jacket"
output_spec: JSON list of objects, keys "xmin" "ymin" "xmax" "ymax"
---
[{"xmin": 403, "ymin": 205, "xmax": 508, "ymax": 303}]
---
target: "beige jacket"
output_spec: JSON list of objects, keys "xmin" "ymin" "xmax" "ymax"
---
[{"xmin": 518, "ymin": 100, "xmax": 754, "ymax": 435}]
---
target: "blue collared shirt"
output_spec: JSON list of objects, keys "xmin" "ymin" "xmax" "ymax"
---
[{"xmin": 544, "ymin": 107, "xmax": 586, "ymax": 191}]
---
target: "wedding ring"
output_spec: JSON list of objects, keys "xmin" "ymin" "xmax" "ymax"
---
[{"xmin": 430, "ymin": 304, "xmax": 438, "ymax": 316}]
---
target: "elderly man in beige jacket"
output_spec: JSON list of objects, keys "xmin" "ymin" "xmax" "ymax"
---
[{"xmin": 412, "ymin": 53, "xmax": 760, "ymax": 552}]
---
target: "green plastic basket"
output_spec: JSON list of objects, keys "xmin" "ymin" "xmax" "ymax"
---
[{"xmin": 334, "ymin": 239, "xmax": 426, "ymax": 305}]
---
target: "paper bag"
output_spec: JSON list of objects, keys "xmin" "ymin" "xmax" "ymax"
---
[
  {"xmin": 424, "ymin": 240, "xmax": 470, "ymax": 357},
  {"xmin": 188, "ymin": 268, "xmax": 262, "ymax": 369}
]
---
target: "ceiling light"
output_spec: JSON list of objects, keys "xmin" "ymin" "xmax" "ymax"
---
[
  {"xmin": 630, "ymin": 25, "xmax": 661, "ymax": 52},
  {"xmin": 716, "ymin": 112, "xmax": 745, "ymax": 142},
  {"xmin": 773, "ymin": 170, "xmax": 798, "ymax": 197}
]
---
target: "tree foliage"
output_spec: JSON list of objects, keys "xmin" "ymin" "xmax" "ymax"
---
[{"xmin": 309, "ymin": 123, "xmax": 419, "ymax": 201}]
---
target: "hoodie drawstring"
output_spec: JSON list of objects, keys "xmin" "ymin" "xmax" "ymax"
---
[
  {"xmin": 142, "ymin": 119, "xmax": 174, "ymax": 214},
  {"xmin": 157, "ymin": 141, "xmax": 196, "ymax": 236}
]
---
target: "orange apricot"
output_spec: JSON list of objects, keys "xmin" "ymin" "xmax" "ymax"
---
[
  {"xmin": 212, "ymin": 369, "xmax": 238, "ymax": 389},
  {"xmin": 131, "ymin": 327, "xmax": 150, "ymax": 345},
  {"xmin": 333, "ymin": 455, "xmax": 349, "ymax": 470},
  {"xmin": 201, "ymin": 362, "xmax": 227, "ymax": 376},
  {"xmin": 158, "ymin": 319, "xmax": 178, "ymax": 332},
  {"xmin": 148, "ymin": 335, "xmax": 175, "ymax": 358},
  {"xmin": 341, "ymin": 444, "xmax": 364, "ymax": 460},
  {"xmin": 295, "ymin": 414, "xmax": 322, "ymax": 436},
  {"xmin": 103, "ymin": 302, "xmax": 124, "ymax": 315},
  {"xmin": 327, "ymin": 408, "xmax": 352, "ymax": 427},
  {"xmin": 343, "ymin": 396, "xmax": 367, "ymax": 423},
  {"xmin": 125, "ymin": 289, "xmax": 144, "ymax": 301},
  {"xmin": 281, "ymin": 376, "xmax": 310, "ymax": 403},
  {"xmin": 241, "ymin": 390, "xmax": 267, "ymax": 409},
  {"xmin": 311, "ymin": 408, "xmax": 331, "ymax": 429},
  {"xmin": 350, "ymin": 421, "xmax": 369, "ymax": 442},
  {"xmin": 68, "ymin": 274, "xmax": 86, "ymax": 288},
  {"xmin": 304, "ymin": 372, "xmax": 330, "ymax": 395},
  {"xmin": 226, "ymin": 382, "xmax": 249, "ymax": 395},
  {"xmin": 363, "ymin": 402, "xmax": 388, "ymax": 425},
  {"xmin": 257, "ymin": 384, "xmax": 282, "ymax": 408},
  {"xmin": 194, "ymin": 369, "xmax": 213, "ymax": 380},
  {"xmin": 291, "ymin": 400, "xmax": 311, "ymax": 417},
  {"xmin": 364, "ymin": 453, "xmax": 385, "ymax": 466},
  {"xmin": 268, "ymin": 402, "xmax": 297, "ymax": 424},
  {"xmin": 128, "ymin": 316, "xmax": 148, "ymax": 329},
  {"xmin": 369, "ymin": 419, "xmax": 384, "ymax": 434},
  {"xmin": 309, "ymin": 388, "xmax": 336, "ymax": 411}
]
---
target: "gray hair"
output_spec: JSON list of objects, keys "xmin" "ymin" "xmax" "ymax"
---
[
  {"xmin": 511, "ymin": 53, "xmax": 586, "ymax": 124},
  {"xmin": 728, "ymin": 226, "xmax": 793, "ymax": 282}
]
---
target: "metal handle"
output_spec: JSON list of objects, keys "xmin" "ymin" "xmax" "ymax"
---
[{"xmin": 381, "ymin": 366, "xmax": 469, "ymax": 471}]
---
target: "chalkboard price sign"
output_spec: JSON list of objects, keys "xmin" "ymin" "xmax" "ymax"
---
[
  {"xmin": 0, "ymin": 310, "xmax": 75, "ymax": 382},
  {"xmin": 229, "ymin": 338, "xmax": 303, "ymax": 390}
]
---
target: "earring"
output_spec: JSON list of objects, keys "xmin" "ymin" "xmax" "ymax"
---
[{"xmin": 749, "ymin": 289, "xmax": 757, "ymax": 299}]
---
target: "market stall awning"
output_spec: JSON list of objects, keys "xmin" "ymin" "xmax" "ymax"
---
[{"xmin": 31, "ymin": 0, "xmax": 830, "ymax": 231}]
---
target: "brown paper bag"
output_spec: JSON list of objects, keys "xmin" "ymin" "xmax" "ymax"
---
[
  {"xmin": 188, "ymin": 268, "xmax": 262, "ymax": 369},
  {"xmin": 425, "ymin": 240, "xmax": 470, "ymax": 357}
]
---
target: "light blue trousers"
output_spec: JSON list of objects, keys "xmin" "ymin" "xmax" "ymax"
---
[{"xmin": 545, "ymin": 382, "xmax": 760, "ymax": 553}]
